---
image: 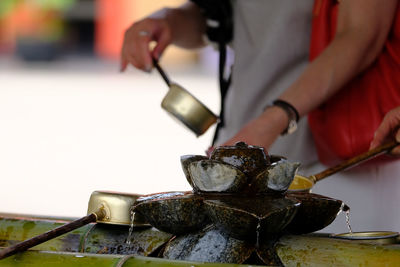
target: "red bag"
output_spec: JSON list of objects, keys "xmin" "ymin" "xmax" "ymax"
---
[{"xmin": 308, "ymin": 0, "xmax": 400, "ymax": 165}]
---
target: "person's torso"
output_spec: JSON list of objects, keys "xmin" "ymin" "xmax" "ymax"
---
[{"xmin": 216, "ymin": 0, "xmax": 318, "ymax": 169}]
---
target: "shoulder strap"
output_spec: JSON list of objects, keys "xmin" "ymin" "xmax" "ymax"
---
[
  {"xmin": 190, "ymin": 0, "xmax": 233, "ymax": 145},
  {"xmin": 190, "ymin": 0, "xmax": 233, "ymax": 44}
]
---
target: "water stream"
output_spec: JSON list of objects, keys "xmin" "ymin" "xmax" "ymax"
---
[
  {"xmin": 256, "ymin": 219, "xmax": 261, "ymax": 248},
  {"xmin": 126, "ymin": 209, "xmax": 135, "ymax": 245},
  {"xmin": 337, "ymin": 202, "xmax": 353, "ymax": 235},
  {"xmin": 345, "ymin": 209, "xmax": 353, "ymax": 235}
]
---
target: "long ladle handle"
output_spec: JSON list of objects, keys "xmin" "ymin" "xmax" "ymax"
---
[
  {"xmin": 313, "ymin": 141, "xmax": 399, "ymax": 182},
  {"xmin": 152, "ymin": 58, "xmax": 171, "ymax": 86},
  {"xmin": 0, "ymin": 211, "xmax": 102, "ymax": 260}
]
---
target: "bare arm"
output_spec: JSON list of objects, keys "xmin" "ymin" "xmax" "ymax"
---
[
  {"xmin": 279, "ymin": 0, "xmax": 398, "ymax": 117},
  {"xmin": 121, "ymin": 2, "xmax": 206, "ymax": 72},
  {"xmin": 222, "ymin": 0, "xmax": 398, "ymax": 150}
]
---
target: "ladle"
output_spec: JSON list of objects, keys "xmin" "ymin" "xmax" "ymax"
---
[
  {"xmin": 289, "ymin": 141, "xmax": 399, "ymax": 192},
  {"xmin": 0, "ymin": 191, "xmax": 148, "ymax": 260},
  {"xmin": 153, "ymin": 59, "xmax": 218, "ymax": 136}
]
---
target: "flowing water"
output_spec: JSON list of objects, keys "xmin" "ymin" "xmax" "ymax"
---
[
  {"xmin": 345, "ymin": 209, "xmax": 353, "ymax": 235},
  {"xmin": 256, "ymin": 219, "xmax": 261, "ymax": 248},
  {"xmin": 126, "ymin": 209, "xmax": 135, "ymax": 245},
  {"xmin": 337, "ymin": 202, "xmax": 353, "ymax": 235}
]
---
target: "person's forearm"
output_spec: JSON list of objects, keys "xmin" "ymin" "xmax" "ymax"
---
[
  {"xmin": 151, "ymin": 2, "xmax": 206, "ymax": 49},
  {"xmin": 219, "ymin": 0, "xmax": 398, "ymax": 150},
  {"xmin": 280, "ymin": 31, "xmax": 378, "ymax": 116},
  {"xmin": 279, "ymin": 0, "xmax": 398, "ymax": 117}
]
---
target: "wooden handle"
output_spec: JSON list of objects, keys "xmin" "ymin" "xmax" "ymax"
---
[
  {"xmin": 0, "ymin": 213, "xmax": 97, "ymax": 260},
  {"xmin": 313, "ymin": 141, "xmax": 399, "ymax": 182}
]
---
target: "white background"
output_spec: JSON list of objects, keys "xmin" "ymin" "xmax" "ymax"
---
[{"xmin": 0, "ymin": 57, "xmax": 219, "ymax": 217}]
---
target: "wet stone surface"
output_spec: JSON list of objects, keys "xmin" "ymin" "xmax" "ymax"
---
[
  {"xmin": 210, "ymin": 142, "xmax": 270, "ymax": 179},
  {"xmin": 203, "ymin": 195, "xmax": 300, "ymax": 242},
  {"xmin": 132, "ymin": 142, "xmax": 347, "ymax": 265},
  {"xmin": 188, "ymin": 160, "xmax": 248, "ymax": 193},
  {"xmin": 163, "ymin": 226, "xmax": 254, "ymax": 264},
  {"xmin": 285, "ymin": 192, "xmax": 347, "ymax": 235},
  {"xmin": 83, "ymin": 224, "xmax": 172, "ymax": 256},
  {"xmin": 133, "ymin": 192, "xmax": 210, "ymax": 235}
]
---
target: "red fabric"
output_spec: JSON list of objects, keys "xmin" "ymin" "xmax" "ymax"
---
[{"xmin": 308, "ymin": 0, "xmax": 400, "ymax": 165}]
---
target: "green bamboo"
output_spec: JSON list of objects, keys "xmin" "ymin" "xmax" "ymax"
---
[
  {"xmin": 0, "ymin": 251, "xmax": 121, "ymax": 267},
  {"xmin": 82, "ymin": 223, "xmax": 172, "ymax": 256},
  {"xmin": 0, "ymin": 214, "xmax": 89, "ymax": 252},
  {"xmin": 0, "ymin": 213, "xmax": 172, "ymax": 256},
  {"xmin": 0, "ymin": 251, "xmax": 265, "ymax": 267},
  {"xmin": 276, "ymin": 235, "xmax": 400, "ymax": 267},
  {"xmin": 2, "ymin": 214, "xmax": 400, "ymax": 266}
]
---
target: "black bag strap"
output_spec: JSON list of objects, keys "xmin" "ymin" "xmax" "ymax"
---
[
  {"xmin": 190, "ymin": 0, "xmax": 233, "ymax": 44},
  {"xmin": 216, "ymin": 43, "xmax": 231, "ymax": 144},
  {"xmin": 190, "ymin": 0, "xmax": 233, "ymax": 145}
]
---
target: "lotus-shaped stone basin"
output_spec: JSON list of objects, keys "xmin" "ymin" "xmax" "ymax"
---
[
  {"xmin": 285, "ymin": 192, "xmax": 349, "ymax": 234},
  {"xmin": 132, "ymin": 142, "xmax": 348, "ymax": 265},
  {"xmin": 133, "ymin": 192, "xmax": 210, "ymax": 235},
  {"xmin": 182, "ymin": 142, "xmax": 299, "ymax": 194},
  {"xmin": 204, "ymin": 195, "xmax": 300, "ymax": 242}
]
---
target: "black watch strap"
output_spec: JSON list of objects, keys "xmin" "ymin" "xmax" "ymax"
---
[
  {"xmin": 273, "ymin": 100, "xmax": 299, "ymax": 122},
  {"xmin": 267, "ymin": 100, "xmax": 299, "ymax": 135}
]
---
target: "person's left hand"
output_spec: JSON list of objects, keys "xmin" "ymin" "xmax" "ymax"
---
[{"xmin": 220, "ymin": 106, "xmax": 289, "ymax": 150}]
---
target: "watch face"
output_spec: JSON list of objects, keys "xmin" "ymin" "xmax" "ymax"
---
[{"xmin": 287, "ymin": 120, "xmax": 298, "ymax": 135}]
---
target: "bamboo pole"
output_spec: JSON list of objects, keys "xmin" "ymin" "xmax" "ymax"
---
[
  {"xmin": 276, "ymin": 235, "xmax": 400, "ymax": 267},
  {"xmin": 0, "ymin": 250, "xmax": 264, "ymax": 267},
  {"xmin": 0, "ymin": 213, "xmax": 172, "ymax": 256},
  {"xmin": 2, "ymin": 214, "xmax": 400, "ymax": 266},
  {"xmin": 0, "ymin": 214, "xmax": 88, "ymax": 252},
  {"xmin": 0, "ymin": 213, "xmax": 98, "ymax": 259}
]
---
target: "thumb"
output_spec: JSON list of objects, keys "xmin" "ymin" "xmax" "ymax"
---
[
  {"xmin": 396, "ymin": 129, "xmax": 400, "ymax": 143},
  {"xmin": 120, "ymin": 59, "xmax": 128, "ymax": 72},
  {"xmin": 390, "ymin": 131, "xmax": 400, "ymax": 155}
]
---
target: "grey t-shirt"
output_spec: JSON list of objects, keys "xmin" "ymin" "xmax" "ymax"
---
[{"xmin": 215, "ymin": 0, "xmax": 318, "ymax": 170}]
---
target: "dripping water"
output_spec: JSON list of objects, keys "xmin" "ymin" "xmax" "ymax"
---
[
  {"xmin": 126, "ymin": 209, "xmax": 135, "ymax": 245},
  {"xmin": 338, "ymin": 202, "xmax": 352, "ymax": 235},
  {"xmin": 345, "ymin": 209, "xmax": 353, "ymax": 235},
  {"xmin": 255, "ymin": 219, "xmax": 261, "ymax": 248}
]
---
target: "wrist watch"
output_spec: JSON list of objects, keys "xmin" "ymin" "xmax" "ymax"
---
[{"xmin": 267, "ymin": 100, "xmax": 299, "ymax": 135}]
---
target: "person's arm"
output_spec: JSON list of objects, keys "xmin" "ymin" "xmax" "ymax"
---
[
  {"xmin": 370, "ymin": 106, "xmax": 400, "ymax": 155},
  {"xmin": 279, "ymin": 0, "xmax": 398, "ymax": 117},
  {"xmin": 121, "ymin": 2, "xmax": 206, "ymax": 72},
  {"xmin": 222, "ymin": 0, "xmax": 398, "ymax": 150}
]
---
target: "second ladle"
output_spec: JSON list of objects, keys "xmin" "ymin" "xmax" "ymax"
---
[
  {"xmin": 153, "ymin": 59, "xmax": 218, "ymax": 136},
  {"xmin": 0, "ymin": 191, "xmax": 148, "ymax": 260},
  {"xmin": 289, "ymin": 141, "xmax": 399, "ymax": 192}
]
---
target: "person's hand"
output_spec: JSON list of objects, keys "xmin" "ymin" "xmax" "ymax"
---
[
  {"xmin": 120, "ymin": 3, "xmax": 205, "ymax": 73},
  {"xmin": 370, "ymin": 106, "xmax": 400, "ymax": 155},
  {"xmin": 220, "ymin": 106, "xmax": 289, "ymax": 151},
  {"xmin": 120, "ymin": 12, "xmax": 173, "ymax": 72}
]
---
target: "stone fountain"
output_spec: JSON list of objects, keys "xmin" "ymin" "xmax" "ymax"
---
[{"xmin": 132, "ymin": 142, "xmax": 348, "ymax": 265}]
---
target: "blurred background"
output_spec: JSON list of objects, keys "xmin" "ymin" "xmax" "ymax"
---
[{"xmin": 0, "ymin": 0, "xmax": 220, "ymax": 217}]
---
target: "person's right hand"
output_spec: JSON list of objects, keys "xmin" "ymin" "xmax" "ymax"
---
[
  {"xmin": 120, "ymin": 13, "xmax": 172, "ymax": 72},
  {"xmin": 370, "ymin": 106, "xmax": 400, "ymax": 155}
]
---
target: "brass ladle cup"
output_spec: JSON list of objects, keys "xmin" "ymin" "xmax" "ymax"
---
[
  {"xmin": 0, "ymin": 191, "xmax": 148, "ymax": 260},
  {"xmin": 153, "ymin": 59, "xmax": 218, "ymax": 136},
  {"xmin": 289, "ymin": 141, "xmax": 399, "ymax": 192}
]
